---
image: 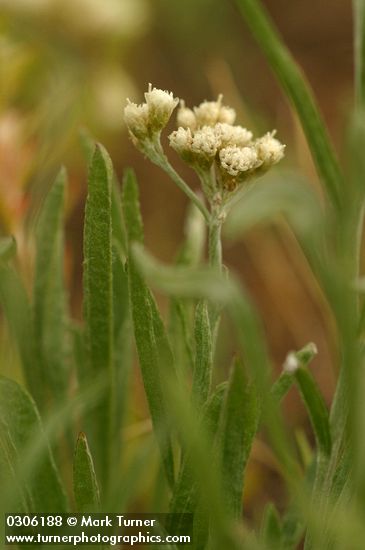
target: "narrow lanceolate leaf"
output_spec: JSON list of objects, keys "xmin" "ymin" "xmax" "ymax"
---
[
  {"xmin": 284, "ymin": 344, "xmax": 331, "ymax": 457},
  {"xmin": 260, "ymin": 503, "xmax": 282, "ymax": 549},
  {"xmin": 168, "ymin": 202, "xmax": 205, "ymax": 377},
  {"xmin": 122, "ymin": 168, "xmax": 175, "ymax": 488},
  {"xmin": 169, "ymin": 383, "xmax": 227, "ymax": 528},
  {"xmin": 83, "ymin": 144, "xmax": 114, "ymax": 492},
  {"xmin": 192, "ymin": 300, "xmax": 213, "ymax": 408},
  {"xmin": 354, "ymin": 0, "xmax": 365, "ymax": 106},
  {"xmin": 0, "ymin": 377, "xmax": 68, "ymax": 512},
  {"xmin": 0, "ymin": 266, "xmax": 36, "ymax": 402},
  {"xmin": 73, "ymin": 432, "xmax": 100, "ymax": 513},
  {"xmin": 219, "ymin": 357, "xmax": 259, "ymax": 519},
  {"xmin": 270, "ymin": 371, "xmax": 295, "ymax": 403},
  {"xmin": 294, "ymin": 367, "xmax": 331, "ymax": 458},
  {"xmin": 0, "ymin": 236, "xmax": 16, "ymax": 263},
  {"xmin": 33, "ymin": 167, "xmax": 69, "ymax": 409},
  {"xmin": 234, "ymin": 0, "xmax": 343, "ymax": 207}
]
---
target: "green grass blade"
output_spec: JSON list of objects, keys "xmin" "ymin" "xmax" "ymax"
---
[
  {"xmin": 73, "ymin": 432, "xmax": 100, "ymax": 512},
  {"xmin": 122, "ymin": 168, "xmax": 175, "ymax": 488},
  {"xmin": 234, "ymin": 0, "xmax": 343, "ymax": 207},
  {"xmin": 33, "ymin": 167, "xmax": 69, "ymax": 409},
  {"xmin": 0, "ymin": 377, "xmax": 69, "ymax": 512},
  {"xmin": 219, "ymin": 357, "xmax": 260, "ymax": 520},
  {"xmin": 354, "ymin": 0, "xmax": 365, "ymax": 106},
  {"xmin": 0, "ymin": 236, "xmax": 16, "ymax": 263},
  {"xmin": 260, "ymin": 502, "xmax": 282, "ymax": 549},
  {"xmin": 0, "ymin": 266, "xmax": 37, "ymax": 397},
  {"xmin": 192, "ymin": 300, "xmax": 213, "ymax": 408},
  {"xmin": 83, "ymin": 144, "xmax": 114, "ymax": 493}
]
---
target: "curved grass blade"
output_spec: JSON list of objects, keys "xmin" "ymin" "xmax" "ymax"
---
[
  {"xmin": 234, "ymin": 0, "xmax": 343, "ymax": 207},
  {"xmin": 122, "ymin": 168, "xmax": 175, "ymax": 488},
  {"xmin": 219, "ymin": 357, "xmax": 260, "ymax": 519},
  {"xmin": 83, "ymin": 144, "xmax": 114, "ymax": 493},
  {"xmin": 73, "ymin": 432, "xmax": 100, "ymax": 513},
  {"xmin": 33, "ymin": 167, "xmax": 69, "ymax": 410},
  {"xmin": 0, "ymin": 377, "xmax": 69, "ymax": 512}
]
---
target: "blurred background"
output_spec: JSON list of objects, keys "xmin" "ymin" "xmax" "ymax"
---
[{"xmin": 0, "ymin": 0, "xmax": 353, "ymax": 522}]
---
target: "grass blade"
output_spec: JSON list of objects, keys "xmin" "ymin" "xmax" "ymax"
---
[
  {"xmin": 234, "ymin": 0, "xmax": 343, "ymax": 207},
  {"xmin": 354, "ymin": 0, "xmax": 365, "ymax": 106},
  {"xmin": 73, "ymin": 432, "xmax": 100, "ymax": 513},
  {"xmin": 260, "ymin": 502, "xmax": 282, "ymax": 549},
  {"xmin": 0, "ymin": 376, "xmax": 68, "ymax": 512},
  {"xmin": 33, "ymin": 167, "xmax": 69, "ymax": 409},
  {"xmin": 83, "ymin": 144, "xmax": 114, "ymax": 493},
  {"xmin": 219, "ymin": 357, "xmax": 260, "ymax": 519},
  {"xmin": 122, "ymin": 168, "xmax": 175, "ymax": 488}
]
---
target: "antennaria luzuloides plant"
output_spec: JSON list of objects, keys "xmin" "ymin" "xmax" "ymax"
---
[{"xmin": 0, "ymin": 0, "xmax": 365, "ymax": 548}]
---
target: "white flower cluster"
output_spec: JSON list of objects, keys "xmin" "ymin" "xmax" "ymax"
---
[
  {"xmin": 169, "ymin": 95, "xmax": 285, "ymax": 188},
  {"xmin": 123, "ymin": 86, "xmax": 286, "ymax": 196},
  {"xmin": 177, "ymin": 96, "xmax": 236, "ymax": 129},
  {"xmin": 124, "ymin": 84, "xmax": 179, "ymax": 142}
]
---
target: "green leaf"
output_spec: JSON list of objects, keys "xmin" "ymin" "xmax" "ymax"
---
[
  {"xmin": 224, "ymin": 173, "xmax": 323, "ymax": 241},
  {"xmin": 354, "ymin": 0, "xmax": 365, "ymax": 107},
  {"xmin": 285, "ymin": 344, "xmax": 331, "ymax": 457},
  {"xmin": 219, "ymin": 357, "xmax": 259, "ymax": 519},
  {"xmin": 270, "ymin": 372, "xmax": 295, "ymax": 403},
  {"xmin": 168, "ymin": 202, "xmax": 206, "ymax": 377},
  {"xmin": 260, "ymin": 503, "xmax": 282, "ymax": 549},
  {"xmin": 73, "ymin": 432, "xmax": 100, "ymax": 513},
  {"xmin": 33, "ymin": 167, "xmax": 69, "ymax": 409},
  {"xmin": 234, "ymin": 0, "xmax": 343, "ymax": 207},
  {"xmin": 83, "ymin": 144, "xmax": 114, "ymax": 492},
  {"xmin": 168, "ymin": 382, "xmax": 227, "ymax": 533},
  {"xmin": 112, "ymin": 243, "xmax": 133, "ymax": 467},
  {"xmin": 0, "ymin": 377, "xmax": 68, "ymax": 512},
  {"xmin": 192, "ymin": 300, "xmax": 213, "ymax": 409},
  {"xmin": 0, "ymin": 236, "xmax": 16, "ymax": 263},
  {"xmin": 0, "ymin": 266, "xmax": 36, "ymax": 398},
  {"xmin": 122, "ymin": 168, "xmax": 175, "ymax": 488}
]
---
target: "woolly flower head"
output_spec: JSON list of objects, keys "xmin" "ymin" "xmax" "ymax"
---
[
  {"xmin": 219, "ymin": 146, "xmax": 260, "ymax": 177},
  {"xmin": 144, "ymin": 84, "xmax": 179, "ymax": 129},
  {"xmin": 255, "ymin": 131, "xmax": 286, "ymax": 166},
  {"xmin": 214, "ymin": 123, "xmax": 253, "ymax": 148},
  {"xmin": 176, "ymin": 95, "xmax": 236, "ymax": 129},
  {"xmin": 124, "ymin": 101, "xmax": 149, "ymax": 140},
  {"xmin": 177, "ymin": 100, "xmax": 197, "ymax": 130},
  {"xmin": 169, "ymin": 127, "xmax": 193, "ymax": 161},
  {"xmin": 124, "ymin": 84, "xmax": 178, "ymax": 142}
]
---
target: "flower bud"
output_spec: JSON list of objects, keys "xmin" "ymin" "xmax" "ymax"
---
[
  {"xmin": 144, "ymin": 83, "xmax": 179, "ymax": 131},
  {"xmin": 124, "ymin": 100, "xmax": 149, "ymax": 140}
]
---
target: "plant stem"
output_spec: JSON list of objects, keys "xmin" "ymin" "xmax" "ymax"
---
[
  {"xmin": 149, "ymin": 139, "xmax": 210, "ymax": 223},
  {"xmin": 208, "ymin": 219, "xmax": 222, "ymax": 271}
]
